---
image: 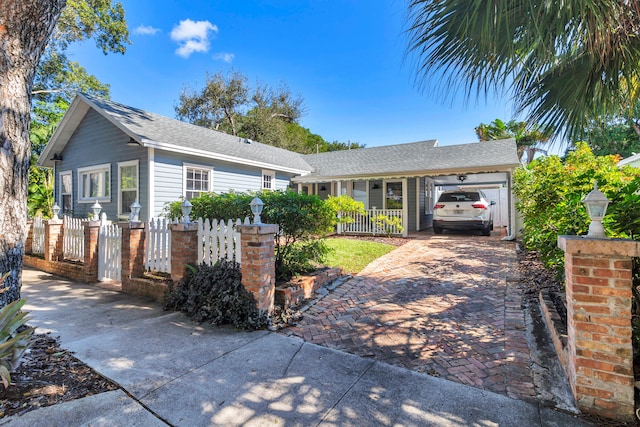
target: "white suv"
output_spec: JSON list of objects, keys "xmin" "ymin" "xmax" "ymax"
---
[{"xmin": 432, "ymin": 190, "xmax": 495, "ymax": 236}]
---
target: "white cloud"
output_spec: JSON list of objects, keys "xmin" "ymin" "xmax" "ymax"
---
[
  {"xmin": 213, "ymin": 52, "xmax": 235, "ymax": 63},
  {"xmin": 170, "ymin": 19, "xmax": 218, "ymax": 58},
  {"xmin": 133, "ymin": 25, "xmax": 160, "ymax": 36}
]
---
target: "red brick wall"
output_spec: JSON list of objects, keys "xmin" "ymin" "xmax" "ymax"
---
[
  {"xmin": 169, "ymin": 223, "xmax": 199, "ymax": 283},
  {"xmin": 559, "ymin": 236, "xmax": 637, "ymax": 421}
]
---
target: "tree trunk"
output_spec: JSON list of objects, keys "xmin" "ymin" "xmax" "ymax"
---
[{"xmin": 0, "ymin": 1, "xmax": 66, "ymax": 306}]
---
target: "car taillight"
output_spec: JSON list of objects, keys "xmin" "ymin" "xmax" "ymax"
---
[
  {"xmin": 471, "ymin": 203, "xmax": 487, "ymax": 210},
  {"xmin": 434, "ymin": 203, "xmax": 445, "ymax": 209}
]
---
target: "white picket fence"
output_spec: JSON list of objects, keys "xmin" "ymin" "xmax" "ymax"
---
[
  {"xmin": 98, "ymin": 214, "xmax": 121, "ymax": 281},
  {"xmin": 337, "ymin": 208, "xmax": 405, "ymax": 236},
  {"xmin": 31, "ymin": 215, "xmax": 45, "ymax": 255},
  {"xmin": 197, "ymin": 217, "xmax": 249, "ymax": 266},
  {"xmin": 63, "ymin": 215, "xmax": 85, "ymax": 262},
  {"xmin": 145, "ymin": 217, "xmax": 174, "ymax": 274}
]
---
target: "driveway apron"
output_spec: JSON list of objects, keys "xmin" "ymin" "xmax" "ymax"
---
[{"xmin": 281, "ymin": 232, "xmax": 536, "ymax": 402}]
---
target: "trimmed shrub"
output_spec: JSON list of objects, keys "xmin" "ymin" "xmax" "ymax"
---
[
  {"xmin": 259, "ymin": 190, "xmax": 334, "ymax": 281},
  {"xmin": 164, "ymin": 191, "xmax": 252, "ymax": 221},
  {"xmin": 165, "ymin": 260, "xmax": 268, "ymax": 330}
]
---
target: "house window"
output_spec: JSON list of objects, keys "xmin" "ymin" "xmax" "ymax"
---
[
  {"xmin": 78, "ymin": 163, "xmax": 110, "ymax": 202},
  {"xmin": 385, "ymin": 181, "xmax": 403, "ymax": 209},
  {"xmin": 118, "ymin": 160, "xmax": 138, "ymax": 216},
  {"xmin": 262, "ymin": 170, "xmax": 275, "ymax": 190},
  {"xmin": 59, "ymin": 171, "xmax": 72, "ymax": 215},
  {"xmin": 184, "ymin": 164, "xmax": 212, "ymax": 200}
]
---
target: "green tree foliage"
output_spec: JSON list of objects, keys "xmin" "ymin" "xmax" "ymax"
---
[
  {"xmin": 513, "ymin": 142, "xmax": 638, "ymax": 275},
  {"xmin": 406, "ymin": 1, "xmax": 640, "ymax": 141},
  {"xmin": 164, "ymin": 190, "xmax": 335, "ymax": 281},
  {"xmin": 34, "ymin": 0, "xmax": 129, "ymax": 108},
  {"xmin": 577, "ymin": 102, "xmax": 640, "ymax": 157},
  {"xmin": 175, "ymin": 70, "xmax": 364, "ymax": 154},
  {"xmin": 28, "ymin": 1, "xmax": 129, "ymax": 218},
  {"xmin": 475, "ymin": 118, "xmax": 553, "ymax": 164}
]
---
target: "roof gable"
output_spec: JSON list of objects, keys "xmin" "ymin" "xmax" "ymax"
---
[{"xmin": 39, "ymin": 93, "xmax": 313, "ymax": 174}]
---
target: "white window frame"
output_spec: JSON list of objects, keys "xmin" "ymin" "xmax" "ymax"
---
[
  {"xmin": 183, "ymin": 163, "xmax": 213, "ymax": 200},
  {"xmin": 59, "ymin": 170, "xmax": 73, "ymax": 215},
  {"xmin": 77, "ymin": 163, "xmax": 111, "ymax": 203},
  {"xmin": 384, "ymin": 181, "xmax": 404, "ymax": 210},
  {"xmin": 262, "ymin": 169, "xmax": 275, "ymax": 190},
  {"xmin": 118, "ymin": 160, "xmax": 139, "ymax": 217}
]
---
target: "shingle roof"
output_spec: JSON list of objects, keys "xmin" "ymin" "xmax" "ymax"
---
[
  {"xmin": 40, "ymin": 94, "xmax": 520, "ymax": 179},
  {"xmin": 295, "ymin": 138, "xmax": 520, "ymax": 181},
  {"xmin": 40, "ymin": 93, "xmax": 314, "ymax": 173}
]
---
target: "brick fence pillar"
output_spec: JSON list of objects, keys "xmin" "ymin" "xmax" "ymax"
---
[
  {"xmin": 120, "ymin": 221, "xmax": 146, "ymax": 287},
  {"xmin": 237, "ymin": 224, "xmax": 278, "ymax": 315},
  {"xmin": 169, "ymin": 222, "xmax": 198, "ymax": 283},
  {"xmin": 558, "ymin": 236, "xmax": 640, "ymax": 421},
  {"xmin": 25, "ymin": 219, "xmax": 33, "ymax": 254},
  {"xmin": 83, "ymin": 220, "xmax": 101, "ymax": 283},
  {"xmin": 44, "ymin": 219, "xmax": 63, "ymax": 262}
]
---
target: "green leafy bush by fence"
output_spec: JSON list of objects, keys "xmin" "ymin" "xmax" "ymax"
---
[
  {"xmin": 514, "ymin": 142, "xmax": 640, "ymax": 276},
  {"xmin": 165, "ymin": 190, "xmax": 334, "ymax": 281}
]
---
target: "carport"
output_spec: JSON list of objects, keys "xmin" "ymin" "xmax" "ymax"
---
[{"xmin": 292, "ymin": 138, "xmax": 521, "ymax": 238}]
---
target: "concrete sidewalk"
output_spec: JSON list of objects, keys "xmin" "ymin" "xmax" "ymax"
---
[{"xmin": 1, "ymin": 268, "xmax": 590, "ymax": 426}]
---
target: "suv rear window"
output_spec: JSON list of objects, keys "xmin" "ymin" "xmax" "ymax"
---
[{"xmin": 438, "ymin": 192, "xmax": 480, "ymax": 202}]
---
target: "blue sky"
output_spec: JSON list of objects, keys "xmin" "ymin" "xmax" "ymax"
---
[{"xmin": 68, "ymin": 0, "xmax": 515, "ymax": 148}]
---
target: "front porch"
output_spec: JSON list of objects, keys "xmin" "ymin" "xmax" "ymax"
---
[{"xmin": 294, "ymin": 171, "xmax": 515, "ymax": 238}]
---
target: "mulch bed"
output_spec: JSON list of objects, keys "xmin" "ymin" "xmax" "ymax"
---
[{"xmin": 0, "ymin": 332, "xmax": 118, "ymax": 418}]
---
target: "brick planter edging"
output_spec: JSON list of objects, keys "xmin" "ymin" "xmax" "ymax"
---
[
  {"xmin": 275, "ymin": 267, "xmax": 343, "ymax": 308},
  {"xmin": 122, "ymin": 278, "xmax": 169, "ymax": 303},
  {"xmin": 539, "ymin": 289, "xmax": 569, "ymax": 376}
]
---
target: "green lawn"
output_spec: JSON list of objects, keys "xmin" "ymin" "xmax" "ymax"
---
[{"xmin": 322, "ymin": 238, "xmax": 397, "ymax": 274}]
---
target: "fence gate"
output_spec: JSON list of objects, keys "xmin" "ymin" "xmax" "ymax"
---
[{"xmin": 98, "ymin": 215, "xmax": 122, "ymax": 282}]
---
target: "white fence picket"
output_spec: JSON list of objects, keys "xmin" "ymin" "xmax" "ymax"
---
[
  {"xmin": 145, "ymin": 218, "xmax": 172, "ymax": 274},
  {"xmin": 197, "ymin": 217, "xmax": 247, "ymax": 265},
  {"xmin": 63, "ymin": 215, "xmax": 84, "ymax": 262},
  {"xmin": 31, "ymin": 215, "xmax": 45, "ymax": 255},
  {"xmin": 98, "ymin": 215, "xmax": 121, "ymax": 282}
]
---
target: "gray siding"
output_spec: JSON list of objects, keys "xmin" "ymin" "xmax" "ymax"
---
[
  {"xmin": 407, "ymin": 178, "xmax": 417, "ymax": 232},
  {"xmin": 152, "ymin": 150, "xmax": 296, "ymax": 218},
  {"xmin": 54, "ymin": 109, "xmax": 149, "ymax": 220}
]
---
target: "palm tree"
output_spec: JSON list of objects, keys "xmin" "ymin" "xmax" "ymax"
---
[
  {"xmin": 475, "ymin": 119, "xmax": 553, "ymax": 164},
  {"xmin": 406, "ymin": 1, "xmax": 640, "ymax": 141}
]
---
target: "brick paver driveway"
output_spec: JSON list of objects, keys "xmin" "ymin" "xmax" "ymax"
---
[{"xmin": 280, "ymin": 231, "xmax": 537, "ymax": 403}]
